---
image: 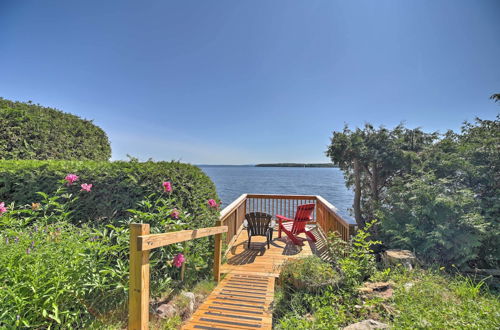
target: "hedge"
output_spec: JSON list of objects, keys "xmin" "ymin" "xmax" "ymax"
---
[
  {"xmin": 0, "ymin": 98, "xmax": 111, "ymax": 160},
  {"xmin": 0, "ymin": 160, "xmax": 218, "ymax": 224}
]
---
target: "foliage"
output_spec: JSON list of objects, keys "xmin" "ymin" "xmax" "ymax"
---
[
  {"xmin": 0, "ymin": 160, "xmax": 218, "ymax": 225},
  {"xmin": 0, "ymin": 173, "xmax": 220, "ymax": 328},
  {"xmin": 326, "ymin": 221, "xmax": 379, "ymax": 286},
  {"xmin": 274, "ymin": 226, "xmax": 380, "ymax": 329},
  {"xmin": 275, "ymin": 266, "xmax": 500, "ymax": 330},
  {"xmin": 280, "ymin": 256, "xmax": 341, "ymax": 293},
  {"xmin": 0, "ymin": 221, "xmax": 127, "ymax": 328},
  {"xmin": 327, "ymin": 115, "xmax": 499, "ymax": 268},
  {"xmin": 379, "ymin": 175, "xmax": 486, "ymax": 267},
  {"xmin": 0, "ymin": 97, "xmax": 111, "ymax": 161},
  {"xmin": 326, "ymin": 124, "xmax": 436, "ymax": 226},
  {"xmin": 389, "ymin": 268, "xmax": 500, "ymax": 329}
]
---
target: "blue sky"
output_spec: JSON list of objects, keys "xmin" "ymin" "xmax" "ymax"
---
[{"xmin": 1, "ymin": 0, "xmax": 499, "ymax": 164}]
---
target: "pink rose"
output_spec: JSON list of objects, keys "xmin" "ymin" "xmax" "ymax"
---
[
  {"xmin": 162, "ymin": 181, "xmax": 172, "ymax": 193},
  {"xmin": 64, "ymin": 174, "xmax": 79, "ymax": 185},
  {"xmin": 170, "ymin": 209, "xmax": 180, "ymax": 219},
  {"xmin": 207, "ymin": 199, "xmax": 218, "ymax": 208},
  {"xmin": 80, "ymin": 183, "xmax": 92, "ymax": 192},
  {"xmin": 0, "ymin": 202, "xmax": 7, "ymax": 216},
  {"xmin": 173, "ymin": 253, "xmax": 185, "ymax": 268}
]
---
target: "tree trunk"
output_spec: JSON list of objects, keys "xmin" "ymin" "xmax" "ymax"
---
[{"xmin": 353, "ymin": 158, "xmax": 363, "ymax": 227}]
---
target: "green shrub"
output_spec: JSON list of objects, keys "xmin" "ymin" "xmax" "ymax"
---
[
  {"xmin": 0, "ymin": 222, "xmax": 121, "ymax": 328},
  {"xmin": 379, "ymin": 175, "xmax": 486, "ymax": 267},
  {"xmin": 0, "ymin": 160, "xmax": 218, "ymax": 224},
  {"xmin": 0, "ymin": 97, "xmax": 111, "ymax": 160},
  {"xmin": 326, "ymin": 221, "xmax": 379, "ymax": 286},
  {"xmin": 0, "ymin": 175, "xmax": 220, "ymax": 328},
  {"xmin": 280, "ymin": 256, "xmax": 341, "ymax": 293}
]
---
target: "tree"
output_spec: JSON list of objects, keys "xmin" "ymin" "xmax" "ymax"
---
[
  {"xmin": 326, "ymin": 124, "xmax": 435, "ymax": 228},
  {"xmin": 490, "ymin": 93, "xmax": 500, "ymax": 102}
]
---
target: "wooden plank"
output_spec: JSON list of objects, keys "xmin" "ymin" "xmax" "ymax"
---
[
  {"xmin": 220, "ymin": 194, "xmax": 247, "ymax": 220},
  {"xmin": 247, "ymin": 194, "xmax": 316, "ymax": 200},
  {"xmin": 183, "ymin": 274, "xmax": 274, "ymax": 330},
  {"xmin": 214, "ymin": 220, "xmax": 223, "ymax": 282},
  {"xmin": 138, "ymin": 226, "xmax": 228, "ymax": 251},
  {"xmin": 128, "ymin": 223, "xmax": 150, "ymax": 330}
]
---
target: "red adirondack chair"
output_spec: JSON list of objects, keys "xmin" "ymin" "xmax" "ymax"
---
[{"xmin": 277, "ymin": 203, "xmax": 316, "ymax": 245}]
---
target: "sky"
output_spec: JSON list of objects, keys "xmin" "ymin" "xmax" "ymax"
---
[{"xmin": 1, "ymin": 0, "xmax": 499, "ymax": 164}]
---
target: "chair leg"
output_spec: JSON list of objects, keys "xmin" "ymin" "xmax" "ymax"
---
[
  {"xmin": 305, "ymin": 231, "xmax": 317, "ymax": 242},
  {"xmin": 248, "ymin": 234, "xmax": 251, "ymax": 248},
  {"xmin": 282, "ymin": 228, "xmax": 304, "ymax": 246}
]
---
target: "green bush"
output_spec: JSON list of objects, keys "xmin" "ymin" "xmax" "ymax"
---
[
  {"xmin": 280, "ymin": 256, "xmax": 341, "ymax": 293},
  {"xmin": 0, "ymin": 175, "xmax": 220, "ymax": 328},
  {"xmin": 0, "ymin": 222, "xmax": 122, "ymax": 328},
  {"xmin": 326, "ymin": 221, "xmax": 379, "ymax": 286},
  {"xmin": 379, "ymin": 175, "xmax": 486, "ymax": 267},
  {"xmin": 0, "ymin": 160, "xmax": 218, "ymax": 224},
  {"xmin": 0, "ymin": 98, "xmax": 111, "ymax": 160}
]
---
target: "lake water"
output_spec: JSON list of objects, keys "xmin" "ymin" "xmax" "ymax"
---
[{"xmin": 198, "ymin": 166, "xmax": 355, "ymax": 224}]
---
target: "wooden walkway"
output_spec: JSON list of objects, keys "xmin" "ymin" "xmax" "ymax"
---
[{"xmin": 183, "ymin": 226, "xmax": 327, "ymax": 329}]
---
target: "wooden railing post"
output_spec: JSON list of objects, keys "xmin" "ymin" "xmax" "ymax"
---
[
  {"xmin": 213, "ymin": 220, "xmax": 223, "ymax": 282},
  {"xmin": 129, "ymin": 223, "xmax": 150, "ymax": 330}
]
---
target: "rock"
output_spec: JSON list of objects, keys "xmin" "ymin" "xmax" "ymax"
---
[
  {"xmin": 382, "ymin": 249, "xmax": 417, "ymax": 270},
  {"xmin": 156, "ymin": 303, "xmax": 177, "ymax": 319},
  {"xmin": 359, "ymin": 282, "xmax": 394, "ymax": 299},
  {"xmin": 344, "ymin": 319, "xmax": 389, "ymax": 329},
  {"xmin": 181, "ymin": 292, "xmax": 196, "ymax": 314}
]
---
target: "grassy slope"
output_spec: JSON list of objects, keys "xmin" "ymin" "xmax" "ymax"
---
[{"xmin": 275, "ymin": 268, "xmax": 500, "ymax": 329}]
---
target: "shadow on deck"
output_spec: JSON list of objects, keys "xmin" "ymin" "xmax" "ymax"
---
[{"xmin": 221, "ymin": 225, "xmax": 329, "ymax": 278}]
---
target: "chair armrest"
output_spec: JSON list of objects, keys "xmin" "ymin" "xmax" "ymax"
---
[{"xmin": 276, "ymin": 215, "xmax": 293, "ymax": 222}]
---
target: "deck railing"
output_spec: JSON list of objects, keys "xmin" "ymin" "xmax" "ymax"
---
[{"xmin": 217, "ymin": 194, "xmax": 351, "ymax": 257}]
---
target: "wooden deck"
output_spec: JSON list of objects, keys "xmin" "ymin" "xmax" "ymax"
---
[
  {"xmin": 183, "ymin": 226, "xmax": 328, "ymax": 329},
  {"xmin": 220, "ymin": 225, "xmax": 325, "ymax": 277}
]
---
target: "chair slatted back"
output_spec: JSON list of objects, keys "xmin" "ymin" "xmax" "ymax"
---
[
  {"xmin": 291, "ymin": 203, "xmax": 315, "ymax": 234},
  {"xmin": 245, "ymin": 212, "xmax": 272, "ymax": 236}
]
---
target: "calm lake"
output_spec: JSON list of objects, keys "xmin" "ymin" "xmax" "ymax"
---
[{"xmin": 198, "ymin": 165, "xmax": 355, "ymax": 224}]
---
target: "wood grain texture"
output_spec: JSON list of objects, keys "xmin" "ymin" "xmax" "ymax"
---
[
  {"xmin": 138, "ymin": 226, "xmax": 228, "ymax": 251},
  {"xmin": 182, "ymin": 274, "xmax": 274, "ymax": 330},
  {"xmin": 128, "ymin": 223, "xmax": 150, "ymax": 330}
]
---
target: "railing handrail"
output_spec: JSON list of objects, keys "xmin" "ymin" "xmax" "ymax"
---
[
  {"xmin": 315, "ymin": 195, "xmax": 350, "ymax": 228},
  {"xmin": 219, "ymin": 193, "xmax": 247, "ymax": 221},
  {"xmin": 137, "ymin": 226, "xmax": 228, "ymax": 251},
  {"xmin": 246, "ymin": 193, "xmax": 317, "ymax": 200}
]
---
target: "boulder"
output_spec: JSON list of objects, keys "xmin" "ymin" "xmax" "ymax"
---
[
  {"xmin": 181, "ymin": 292, "xmax": 196, "ymax": 314},
  {"xmin": 382, "ymin": 250, "xmax": 417, "ymax": 270},
  {"xmin": 344, "ymin": 319, "xmax": 389, "ymax": 329},
  {"xmin": 155, "ymin": 303, "xmax": 177, "ymax": 319}
]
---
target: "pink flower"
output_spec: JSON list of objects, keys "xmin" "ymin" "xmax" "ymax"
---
[
  {"xmin": 170, "ymin": 209, "xmax": 180, "ymax": 219},
  {"xmin": 64, "ymin": 174, "xmax": 79, "ymax": 185},
  {"xmin": 162, "ymin": 181, "xmax": 172, "ymax": 193},
  {"xmin": 80, "ymin": 183, "xmax": 92, "ymax": 192},
  {"xmin": 0, "ymin": 202, "xmax": 7, "ymax": 216},
  {"xmin": 173, "ymin": 253, "xmax": 185, "ymax": 268},
  {"xmin": 207, "ymin": 199, "xmax": 218, "ymax": 208}
]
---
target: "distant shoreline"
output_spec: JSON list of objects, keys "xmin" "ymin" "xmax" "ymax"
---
[{"xmin": 255, "ymin": 163, "xmax": 335, "ymax": 168}]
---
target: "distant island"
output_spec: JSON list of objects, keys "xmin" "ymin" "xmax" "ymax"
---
[{"xmin": 255, "ymin": 163, "xmax": 336, "ymax": 168}]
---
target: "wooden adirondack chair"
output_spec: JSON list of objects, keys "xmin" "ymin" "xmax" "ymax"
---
[
  {"xmin": 245, "ymin": 212, "xmax": 273, "ymax": 249},
  {"xmin": 277, "ymin": 203, "xmax": 316, "ymax": 246}
]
